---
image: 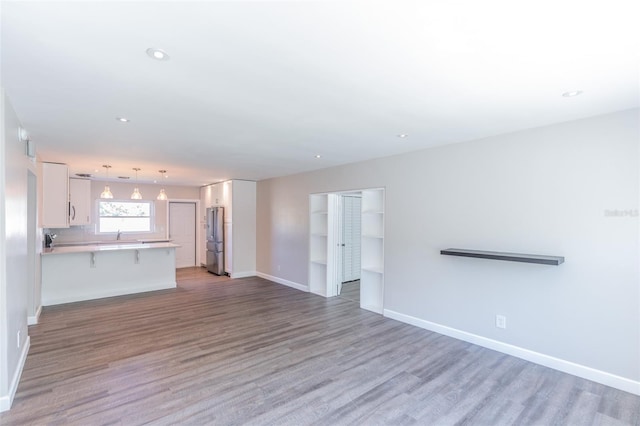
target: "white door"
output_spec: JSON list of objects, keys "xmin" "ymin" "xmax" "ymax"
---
[
  {"xmin": 342, "ymin": 195, "xmax": 362, "ymax": 283},
  {"xmin": 169, "ymin": 202, "xmax": 197, "ymax": 268}
]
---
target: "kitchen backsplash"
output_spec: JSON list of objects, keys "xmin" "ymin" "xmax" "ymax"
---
[{"xmin": 46, "ymin": 223, "xmax": 167, "ymax": 244}]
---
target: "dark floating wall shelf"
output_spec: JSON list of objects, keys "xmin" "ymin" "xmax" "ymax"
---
[{"xmin": 440, "ymin": 248, "xmax": 564, "ymax": 266}]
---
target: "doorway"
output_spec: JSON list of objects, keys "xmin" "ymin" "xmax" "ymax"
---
[
  {"xmin": 308, "ymin": 188, "xmax": 384, "ymax": 313},
  {"xmin": 169, "ymin": 202, "xmax": 197, "ymax": 268},
  {"xmin": 338, "ymin": 194, "xmax": 361, "ymax": 302}
]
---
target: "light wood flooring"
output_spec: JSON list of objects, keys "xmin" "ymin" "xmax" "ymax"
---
[{"xmin": 2, "ymin": 267, "xmax": 639, "ymax": 425}]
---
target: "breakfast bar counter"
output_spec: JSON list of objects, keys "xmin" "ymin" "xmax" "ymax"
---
[
  {"xmin": 41, "ymin": 242, "xmax": 180, "ymax": 306},
  {"xmin": 42, "ymin": 241, "xmax": 178, "ymax": 255}
]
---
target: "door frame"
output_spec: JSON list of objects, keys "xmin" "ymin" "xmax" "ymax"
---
[
  {"xmin": 308, "ymin": 187, "xmax": 384, "ymax": 312},
  {"xmin": 340, "ymin": 193, "xmax": 362, "ymax": 286},
  {"xmin": 167, "ymin": 199, "xmax": 200, "ymax": 267},
  {"xmin": 311, "ymin": 189, "xmax": 367, "ymax": 298}
]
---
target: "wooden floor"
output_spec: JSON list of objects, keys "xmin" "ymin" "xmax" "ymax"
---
[
  {"xmin": 339, "ymin": 280, "xmax": 360, "ymax": 303},
  {"xmin": 2, "ymin": 267, "xmax": 639, "ymax": 425}
]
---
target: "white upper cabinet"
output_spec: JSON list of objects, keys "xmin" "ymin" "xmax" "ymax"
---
[
  {"xmin": 69, "ymin": 178, "xmax": 91, "ymax": 226},
  {"xmin": 201, "ymin": 184, "xmax": 212, "ymax": 209},
  {"xmin": 201, "ymin": 183, "xmax": 224, "ymax": 207},
  {"xmin": 222, "ymin": 180, "xmax": 232, "ymax": 222},
  {"xmin": 41, "ymin": 162, "xmax": 69, "ymax": 228}
]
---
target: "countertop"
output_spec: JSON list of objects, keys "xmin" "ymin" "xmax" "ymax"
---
[
  {"xmin": 52, "ymin": 238, "xmax": 172, "ymax": 247},
  {"xmin": 42, "ymin": 242, "xmax": 180, "ymax": 256}
]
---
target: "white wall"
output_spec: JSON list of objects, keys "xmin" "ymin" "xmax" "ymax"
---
[
  {"xmin": 0, "ymin": 90, "xmax": 32, "ymax": 411},
  {"xmin": 256, "ymin": 109, "xmax": 640, "ymax": 391},
  {"xmin": 231, "ymin": 180, "xmax": 256, "ymax": 276}
]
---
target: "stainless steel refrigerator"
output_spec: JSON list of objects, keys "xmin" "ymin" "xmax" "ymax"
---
[{"xmin": 206, "ymin": 207, "xmax": 225, "ymax": 275}]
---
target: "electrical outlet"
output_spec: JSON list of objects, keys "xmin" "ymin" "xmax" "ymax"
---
[
  {"xmin": 17, "ymin": 330, "xmax": 21, "ymax": 348},
  {"xmin": 496, "ymin": 315, "xmax": 507, "ymax": 329}
]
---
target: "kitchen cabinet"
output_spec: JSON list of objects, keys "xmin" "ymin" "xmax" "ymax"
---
[
  {"xmin": 202, "ymin": 183, "xmax": 223, "ymax": 208},
  {"xmin": 222, "ymin": 180, "xmax": 232, "ymax": 222},
  {"xmin": 69, "ymin": 178, "xmax": 91, "ymax": 226},
  {"xmin": 41, "ymin": 162, "xmax": 69, "ymax": 228},
  {"xmin": 199, "ymin": 180, "xmax": 256, "ymax": 277}
]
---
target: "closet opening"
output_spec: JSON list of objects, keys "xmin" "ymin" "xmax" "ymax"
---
[{"xmin": 308, "ymin": 188, "xmax": 384, "ymax": 313}]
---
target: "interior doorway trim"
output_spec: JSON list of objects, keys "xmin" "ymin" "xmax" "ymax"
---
[
  {"xmin": 167, "ymin": 199, "xmax": 201, "ymax": 267},
  {"xmin": 308, "ymin": 187, "xmax": 385, "ymax": 314}
]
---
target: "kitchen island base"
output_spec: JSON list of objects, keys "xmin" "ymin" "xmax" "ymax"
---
[{"xmin": 42, "ymin": 243, "xmax": 178, "ymax": 306}]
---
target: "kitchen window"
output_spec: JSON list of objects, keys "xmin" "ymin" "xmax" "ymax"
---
[{"xmin": 97, "ymin": 200, "xmax": 153, "ymax": 234}]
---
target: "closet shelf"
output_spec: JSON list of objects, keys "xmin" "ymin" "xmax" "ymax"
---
[{"xmin": 440, "ymin": 248, "xmax": 564, "ymax": 265}]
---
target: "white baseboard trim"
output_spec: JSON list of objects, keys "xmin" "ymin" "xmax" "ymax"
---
[
  {"xmin": 230, "ymin": 271, "xmax": 256, "ymax": 279},
  {"xmin": 42, "ymin": 281, "xmax": 177, "ymax": 306},
  {"xmin": 0, "ymin": 336, "xmax": 30, "ymax": 412},
  {"xmin": 257, "ymin": 272, "xmax": 309, "ymax": 292},
  {"xmin": 384, "ymin": 309, "xmax": 640, "ymax": 396},
  {"xmin": 27, "ymin": 305, "xmax": 42, "ymax": 325},
  {"xmin": 361, "ymin": 303, "xmax": 383, "ymax": 314}
]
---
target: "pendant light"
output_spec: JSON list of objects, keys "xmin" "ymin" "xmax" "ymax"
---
[
  {"xmin": 131, "ymin": 168, "xmax": 143, "ymax": 199},
  {"xmin": 157, "ymin": 170, "xmax": 168, "ymax": 200},
  {"xmin": 100, "ymin": 165, "xmax": 114, "ymax": 199}
]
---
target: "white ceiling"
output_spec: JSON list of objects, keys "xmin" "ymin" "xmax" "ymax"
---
[{"xmin": 2, "ymin": 1, "xmax": 638, "ymax": 186}]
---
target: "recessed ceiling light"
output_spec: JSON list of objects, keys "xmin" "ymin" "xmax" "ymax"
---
[
  {"xmin": 562, "ymin": 90, "xmax": 583, "ymax": 98},
  {"xmin": 397, "ymin": 134, "xmax": 408, "ymax": 138},
  {"xmin": 146, "ymin": 48, "xmax": 169, "ymax": 61},
  {"xmin": 315, "ymin": 154, "xmax": 322, "ymax": 159},
  {"xmin": 116, "ymin": 117, "xmax": 130, "ymax": 122}
]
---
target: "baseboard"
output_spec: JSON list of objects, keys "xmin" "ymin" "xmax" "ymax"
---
[
  {"xmin": 42, "ymin": 281, "xmax": 177, "ymax": 306},
  {"xmin": 257, "ymin": 272, "xmax": 309, "ymax": 292},
  {"xmin": 230, "ymin": 270, "xmax": 256, "ymax": 279},
  {"xmin": 361, "ymin": 303, "xmax": 383, "ymax": 314},
  {"xmin": 0, "ymin": 336, "xmax": 30, "ymax": 412},
  {"xmin": 384, "ymin": 309, "xmax": 640, "ymax": 396},
  {"xmin": 27, "ymin": 305, "xmax": 42, "ymax": 325}
]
